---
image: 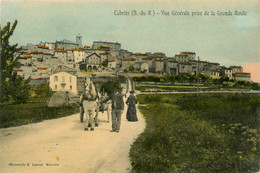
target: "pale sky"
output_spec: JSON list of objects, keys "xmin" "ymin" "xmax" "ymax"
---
[{"xmin": 1, "ymin": 0, "xmax": 260, "ymax": 81}]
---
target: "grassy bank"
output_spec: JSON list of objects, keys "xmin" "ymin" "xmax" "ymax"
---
[
  {"xmin": 0, "ymin": 103, "xmax": 79, "ymax": 128},
  {"xmin": 130, "ymin": 93, "xmax": 260, "ymax": 172}
]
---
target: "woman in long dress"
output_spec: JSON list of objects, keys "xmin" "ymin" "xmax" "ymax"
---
[{"xmin": 126, "ymin": 91, "xmax": 138, "ymax": 122}]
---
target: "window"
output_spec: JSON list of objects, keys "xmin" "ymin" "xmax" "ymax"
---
[
  {"xmin": 54, "ymin": 76, "xmax": 58, "ymax": 81},
  {"xmin": 70, "ymin": 85, "xmax": 72, "ymax": 90},
  {"xmin": 55, "ymin": 85, "xmax": 57, "ymax": 89},
  {"xmin": 70, "ymin": 76, "xmax": 72, "ymax": 82}
]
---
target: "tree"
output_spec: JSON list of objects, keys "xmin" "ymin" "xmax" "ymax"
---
[
  {"xmin": 1, "ymin": 20, "xmax": 18, "ymax": 82},
  {"xmin": 0, "ymin": 20, "xmax": 31, "ymax": 103}
]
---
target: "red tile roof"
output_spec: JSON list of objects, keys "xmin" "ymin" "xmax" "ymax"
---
[
  {"xmin": 70, "ymin": 48, "xmax": 85, "ymax": 51},
  {"xmin": 108, "ymin": 59, "xmax": 116, "ymax": 62},
  {"xmin": 142, "ymin": 57, "xmax": 154, "ymax": 60},
  {"xmin": 37, "ymin": 67, "xmax": 47, "ymax": 70},
  {"xmin": 31, "ymin": 51, "xmax": 44, "ymax": 54},
  {"xmin": 122, "ymin": 58, "xmax": 136, "ymax": 61},
  {"xmin": 23, "ymin": 55, "xmax": 32, "ymax": 58},
  {"xmin": 154, "ymin": 52, "xmax": 165, "ymax": 56},
  {"xmin": 55, "ymin": 50, "xmax": 67, "ymax": 53},
  {"xmin": 23, "ymin": 52, "xmax": 31, "ymax": 55},
  {"xmin": 181, "ymin": 51, "xmax": 195, "ymax": 54},
  {"xmin": 38, "ymin": 45, "xmax": 49, "ymax": 49},
  {"xmin": 100, "ymin": 52, "xmax": 109, "ymax": 55},
  {"xmin": 13, "ymin": 69, "xmax": 23, "ymax": 72},
  {"xmin": 234, "ymin": 74, "xmax": 251, "ymax": 77},
  {"xmin": 175, "ymin": 54, "xmax": 188, "ymax": 57}
]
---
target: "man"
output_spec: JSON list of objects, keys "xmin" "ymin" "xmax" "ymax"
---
[{"xmin": 103, "ymin": 88, "xmax": 124, "ymax": 133}]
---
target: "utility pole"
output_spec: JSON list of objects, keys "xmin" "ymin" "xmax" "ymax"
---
[{"xmin": 196, "ymin": 56, "xmax": 200, "ymax": 96}]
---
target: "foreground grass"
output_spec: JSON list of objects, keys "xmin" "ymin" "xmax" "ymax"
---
[
  {"xmin": 0, "ymin": 103, "xmax": 79, "ymax": 128},
  {"xmin": 130, "ymin": 93, "xmax": 260, "ymax": 173}
]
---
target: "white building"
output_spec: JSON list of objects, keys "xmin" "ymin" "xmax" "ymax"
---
[
  {"xmin": 233, "ymin": 73, "xmax": 251, "ymax": 82},
  {"xmin": 49, "ymin": 71, "xmax": 78, "ymax": 95},
  {"xmin": 108, "ymin": 59, "xmax": 116, "ymax": 69},
  {"xmin": 180, "ymin": 51, "xmax": 196, "ymax": 60}
]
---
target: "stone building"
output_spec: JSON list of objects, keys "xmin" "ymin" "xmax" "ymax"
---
[
  {"xmin": 152, "ymin": 58, "xmax": 164, "ymax": 73},
  {"xmin": 178, "ymin": 62, "xmax": 193, "ymax": 74},
  {"xmin": 92, "ymin": 41, "xmax": 121, "ymax": 51}
]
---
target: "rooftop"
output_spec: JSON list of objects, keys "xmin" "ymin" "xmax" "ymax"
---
[
  {"xmin": 175, "ymin": 54, "xmax": 188, "ymax": 57},
  {"xmin": 181, "ymin": 51, "xmax": 196, "ymax": 54},
  {"xmin": 122, "ymin": 58, "xmax": 136, "ymax": 61},
  {"xmin": 108, "ymin": 59, "xmax": 116, "ymax": 62},
  {"xmin": 142, "ymin": 57, "xmax": 154, "ymax": 60}
]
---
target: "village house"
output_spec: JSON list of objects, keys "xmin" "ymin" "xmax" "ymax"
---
[
  {"xmin": 37, "ymin": 45, "xmax": 50, "ymax": 53},
  {"xmin": 208, "ymin": 62, "xmax": 221, "ymax": 71},
  {"xmin": 180, "ymin": 51, "xmax": 196, "ymax": 60},
  {"xmin": 230, "ymin": 65, "xmax": 243, "ymax": 73},
  {"xmin": 166, "ymin": 59, "xmax": 178, "ymax": 75},
  {"xmin": 122, "ymin": 58, "xmax": 137, "ymax": 69},
  {"xmin": 152, "ymin": 58, "xmax": 164, "ymax": 73},
  {"xmin": 72, "ymin": 48, "xmax": 85, "ymax": 63},
  {"xmin": 178, "ymin": 62, "xmax": 193, "ymax": 74},
  {"xmin": 108, "ymin": 59, "xmax": 116, "ymax": 69},
  {"xmin": 133, "ymin": 53, "xmax": 147, "ymax": 62},
  {"xmin": 18, "ymin": 52, "xmax": 33, "ymax": 66},
  {"xmin": 54, "ymin": 49, "xmax": 67, "ymax": 63},
  {"xmin": 49, "ymin": 71, "xmax": 78, "ymax": 95},
  {"xmin": 141, "ymin": 57, "xmax": 154, "ymax": 72},
  {"xmin": 119, "ymin": 49, "xmax": 132, "ymax": 58},
  {"xmin": 153, "ymin": 52, "xmax": 166, "ymax": 59},
  {"xmin": 190, "ymin": 60, "xmax": 208, "ymax": 74},
  {"xmin": 31, "ymin": 51, "xmax": 44, "ymax": 62},
  {"xmin": 85, "ymin": 53, "xmax": 101, "ymax": 65},
  {"xmin": 222, "ymin": 67, "xmax": 233, "ymax": 78},
  {"xmin": 99, "ymin": 52, "xmax": 110, "ymax": 64},
  {"xmin": 44, "ymin": 42, "xmax": 55, "ymax": 50},
  {"xmin": 209, "ymin": 70, "xmax": 220, "ymax": 78},
  {"xmin": 233, "ymin": 73, "xmax": 251, "ymax": 82},
  {"xmin": 79, "ymin": 53, "xmax": 101, "ymax": 71},
  {"xmin": 140, "ymin": 62, "xmax": 149, "ymax": 72},
  {"xmin": 175, "ymin": 54, "xmax": 189, "ymax": 62}
]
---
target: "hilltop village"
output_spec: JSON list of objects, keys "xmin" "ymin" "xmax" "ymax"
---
[{"xmin": 13, "ymin": 36, "xmax": 251, "ymax": 95}]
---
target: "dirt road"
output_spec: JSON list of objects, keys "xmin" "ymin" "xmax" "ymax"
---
[{"xmin": 0, "ymin": 98, "xmax": 145, "ymax": 173}]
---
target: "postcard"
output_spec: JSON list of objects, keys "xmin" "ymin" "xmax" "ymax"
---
[{"xmin": 1, "ymin": 0, "xmax": 259, "ymax": 172}]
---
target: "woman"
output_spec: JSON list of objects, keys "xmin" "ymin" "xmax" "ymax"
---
[{"xmin": 126, "ymin": 91, "xmax": 138, "ymax": 122}]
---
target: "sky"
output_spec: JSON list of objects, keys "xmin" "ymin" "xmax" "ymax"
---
[{"xmin": 1, "ymin": 0, "xmax": 260, "ymax": 82}]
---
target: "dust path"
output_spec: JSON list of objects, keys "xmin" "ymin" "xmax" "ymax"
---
[{"xmin": 0, "ymin": 97, "xmax": 145, "ymax": 173}]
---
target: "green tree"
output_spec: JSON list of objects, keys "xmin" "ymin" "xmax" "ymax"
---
[
  {"xmin": 1, "ymin": 20, "xmax": 31, "ymax": 103},
  {"xmin": 33, "ymin": 82, "xmax": 53, "ymax": 99}
]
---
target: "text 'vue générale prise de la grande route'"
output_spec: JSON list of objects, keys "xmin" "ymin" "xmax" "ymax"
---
[{"xmin": 114, "ymin": 10, "xmax": 247, "ymax": 17}]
